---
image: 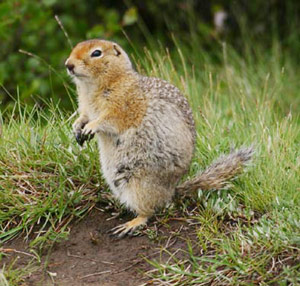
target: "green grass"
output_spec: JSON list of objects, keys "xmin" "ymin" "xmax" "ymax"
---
[
  {"xmin": 1, "ymin": 39, "xmax": 299, "ymax": 285},
  {"xmin": 0, "ymin": 102, "xmax": 106, "ymax": 246}
]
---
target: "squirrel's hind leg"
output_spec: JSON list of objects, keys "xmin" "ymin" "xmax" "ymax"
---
[
  {"xmin": 108, "ymin": 177, "xmax": 173, "ymax": 238},
  {"xmin": 110, "ymin": 215, "xmax": 148, "ymax": 238}
]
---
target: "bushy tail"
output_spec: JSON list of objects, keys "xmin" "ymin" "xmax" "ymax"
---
[{"xmin": 176, "ymin": 147, "xmax": 254, "ymax": 194}]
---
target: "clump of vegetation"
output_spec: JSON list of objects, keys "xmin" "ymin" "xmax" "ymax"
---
[{"xmin": 0, "ymin": 102, "xmax": 102, "ymax": 245}]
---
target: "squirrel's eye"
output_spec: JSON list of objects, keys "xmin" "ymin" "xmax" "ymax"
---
[{"xmin": 91, "ymin": 50, "xmax": 102, "ymax": 57}]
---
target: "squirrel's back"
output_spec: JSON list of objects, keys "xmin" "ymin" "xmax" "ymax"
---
[{"xmin": 140, "ymin": 76, "xmax": 196, "ymax": 139}]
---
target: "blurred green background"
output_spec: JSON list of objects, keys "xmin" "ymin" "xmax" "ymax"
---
[{"xmin": 0, "ymin": 0, "xmax": 299, "ymax": 111}]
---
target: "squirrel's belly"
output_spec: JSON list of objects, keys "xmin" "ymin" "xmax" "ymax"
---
[
  {"xmin": 95, "ymin": 110, "xmax": 194, "ymax": 210},
  {"xmin": 96, "ymin": 131, "xmax": 144, "ymax": 212},
  {"xmin": 96, "ymin": 134, "xmax": 120, "ymax": 194}
]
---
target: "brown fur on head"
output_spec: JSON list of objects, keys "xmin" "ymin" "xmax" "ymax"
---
[
  {"xmin": 65, "ymin": 39, "xmax": 132, "ymax": 85},
  {"xmin": 67, "ymin": 39, "xmax": 146, "ymax": 133}
]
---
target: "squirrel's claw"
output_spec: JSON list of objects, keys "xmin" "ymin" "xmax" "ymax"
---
[
  {"xmin": 75, "ymin": 130, "xmax": 94, "ymax": 146},
  {"xmin": 109, "ymin": 216, "xmax": 148, "ymax": 238},
  {"xmin": 110, "ymin": 223, "xmax": 132, "ymax": 238},
  {"xmin": 75, "ymin": 131, "xmax": 85, "ymax": 146},
  {"xmin": 75, "ymin": 120, "xmax": 98, "ymax": 146}
]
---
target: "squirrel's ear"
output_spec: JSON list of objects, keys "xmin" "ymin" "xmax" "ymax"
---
[{"xmin": 113, "ymin": 44, "xmax": 121, "ymax": 56}]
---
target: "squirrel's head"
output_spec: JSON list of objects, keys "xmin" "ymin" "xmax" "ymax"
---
[{"xmin": 65, "ymin": 39, "xmax": 132, "ymax": 85}]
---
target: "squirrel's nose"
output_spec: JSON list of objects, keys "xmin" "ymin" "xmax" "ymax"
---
[{"xmin": 66, "ymin": 63, "xmax": 75, "ymax": 72}]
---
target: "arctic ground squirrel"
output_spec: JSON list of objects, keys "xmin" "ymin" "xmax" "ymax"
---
[{"xmin": 65, "ymin": 39, "xmax": 253, "ymax": 237}]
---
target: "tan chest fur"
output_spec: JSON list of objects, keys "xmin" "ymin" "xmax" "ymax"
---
[{"xmin": 78, "ymin": 74, "xmax": 147, "ymax": 133}]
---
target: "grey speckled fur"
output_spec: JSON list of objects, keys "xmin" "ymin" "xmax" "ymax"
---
[
  {"xmin": 97, "ymin": 75, "xmax": 196, "ymax": 215},
  {"xmin": 97, "ymin": 75, "xmax": 253, "ymax": 216}
]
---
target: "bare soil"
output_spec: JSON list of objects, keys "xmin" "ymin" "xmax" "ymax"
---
[{"xmin": 2, "ymin": 209, "xmax": 196, "ymax": 286}]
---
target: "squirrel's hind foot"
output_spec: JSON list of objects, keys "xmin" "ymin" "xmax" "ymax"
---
[{"xmin": 109, "ymin": 215, "xmax": 148, "ymax": 238}]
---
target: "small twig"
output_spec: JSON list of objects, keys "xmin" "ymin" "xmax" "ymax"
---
[
  {"xmin": 80, "ymin": 270, "xmax": 111, "ymax": 279},
  {"xmin": 164, "ymin": 235, "xmax": 173, "ymax": 249},
  {"xmin": 55, "ymin": 15, "xmax": 73, "ymax": 49},
  {"xmin": 106, "ymin": 212, "xmax": 121, "ymax": 221},
  {"xmin": 0, "ymin": 248, "xmax": 37, "ymax": 259},
  {"xmin": 67, "ymin": 249, "xmax": 114, "ymax": 265},
  {"xmin": 47, "ymin": 271, "xmax": 57, "ymax": 284},
  {"xmin": 114, "ymin": 258, "xmax": 145, "ymax": 274},
  {"xmin": 165, "ymin": 217, "xmax": 188, "ymax": 222}
]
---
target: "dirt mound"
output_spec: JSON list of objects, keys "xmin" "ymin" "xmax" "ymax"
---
[{"xmin": 2, "ymin": 210, "xmax": 195, "ymax": 286}]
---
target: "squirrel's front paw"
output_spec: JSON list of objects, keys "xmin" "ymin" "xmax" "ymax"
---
[
  {"xmin": 73, "ymin": 118, "xmax": 86, "ymax": 134},
  {"xmin": 82, "ymin": 121, "xmax": 99, "ymax": 137},
  {"xmin": 75, "ymin": 130, "xmax": 94, "ymax": 146},
  {"xmin": 72, "ymin": 118, "xmax": 93, "ymax": 146}
]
